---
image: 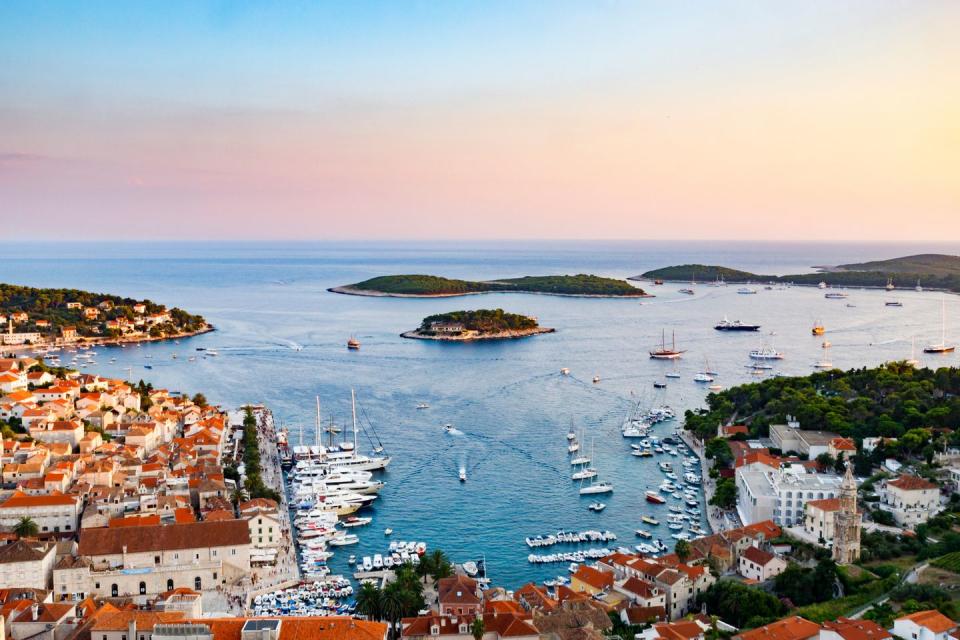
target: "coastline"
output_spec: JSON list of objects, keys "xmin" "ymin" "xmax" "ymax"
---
[
  {"xmin": 401, "ymin": 327, "xmax": 556, "ymax": 341},
  {"xmin": 328, "ymin": 285, "xmax": 652, "ymax": 299},
  {"xmin": 0, "ymin": 324, "xmax": 215, "ymax": 355}
]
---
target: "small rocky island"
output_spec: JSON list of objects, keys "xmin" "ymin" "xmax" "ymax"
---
[
  {"xmin": 401, "ymin": 309, "xmax": 555, "ymax": 341},
  {"xmin": 331, "ymin": 274, "xmax": 648, "ymax": 298}
]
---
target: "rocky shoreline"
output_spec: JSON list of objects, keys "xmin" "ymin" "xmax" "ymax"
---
[
  {"xmin": 329, "ymin": 285, "xmax": 651, "ymax": 299},
  {"xmin": 401, "ymin": 327, "xmax": 556, "ymax": 341}
]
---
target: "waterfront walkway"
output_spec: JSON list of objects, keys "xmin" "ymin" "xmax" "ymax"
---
[{"xmin": 679, "ymin": 429, "xmax": 739, "ymax": 534}]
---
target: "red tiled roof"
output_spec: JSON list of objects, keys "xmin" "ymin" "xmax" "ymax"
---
[
  {"xmin": 572, "ymin": 564, "xmax": 614, "ymax": 591},
  {"xmin": 897, "ymin": 610, "xmax": 957, "ymax": 633},
  {"xmin": 734, "ymin": 616, "xmax": 820, "ymax": 640},
  {"xmin": 741, "ymin": 546, "xmax": 776, "ymax": 567},
  {"xmin": 888, "ymin": 476, "xmax": 938, "ymax": 491},
  {"xmin": 807, "ymin": 498, "xmax": 842, "ymax": 512}
]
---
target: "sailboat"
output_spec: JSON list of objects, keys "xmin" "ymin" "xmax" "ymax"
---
[
  {"xmin": 693, "ymin": 357, "xmax": 713, "ymax": 382},
  {"xmin": 886, "ymin": 277, "xmax": 895, "ymax": 291},
  {"xmin": 916, "ymin": 278, "xmax": 923, "ymax": 293},
  {"xmin": 665, "ymin": 359, "xmax": 681, "ymax": 379},
  {"xmin": 650, "ymin": 330, "xmax": 685, "ymax": 359},
  {"xmin": 814, "ymin": 343, "xmax": 833, "ymax": 369},
  {"xmin": 579, "ymin": 439, "xmax": 613, "ymax": 495},
  {"xmin": 924, "ymin": 298, "xmax": 955, "ymax": 354},
  {"xmin": 905, "ymin": 337, "xmax": 920, "ymax": 367}
]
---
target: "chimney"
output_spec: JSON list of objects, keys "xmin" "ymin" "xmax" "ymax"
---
[
  {"xmin": 31, "ymin": 603, "xmax": 39, "ymax": 621},
  {"xmin": 128, "ymin": 618, "xmax": 136, "ymax": 640}
]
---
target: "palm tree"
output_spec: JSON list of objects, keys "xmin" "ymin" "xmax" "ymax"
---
[
  {"xmin": 381, "ymin": 581, "xmax": 407, "ymax": 638},
  {"xmin": 428, "ymin": 549, "xmax": 452, "ymax": 583},
  {"xmin": 355, "ymin": 582, "xmax": 383, "ymax": 621},
  {"xmin": 416, "ymin": 554, "xmax": 434, "ymax": 584},
  {"xmin": 13, "ymin": 517, "xmax": 39, "ymax": 538},
  {"xmin": 471, "ymin": 616, "xmax": 485, "ymax": 640},
  {"xmin": 229, "ymin": 487, "xmax": 247, "ymax": 507},
  {"xmin": 675, "ymin": 539, "xmax": 691, "ymax": 563}
]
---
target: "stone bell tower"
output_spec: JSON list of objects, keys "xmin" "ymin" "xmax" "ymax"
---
[{"xmin": 832, "ymin": 463, "xmax": 861, "ymax": 564}]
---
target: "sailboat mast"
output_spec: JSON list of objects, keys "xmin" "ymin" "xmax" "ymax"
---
[
  {"xmin": 351, "ymin": 388, "xmax": 359, "ymax": 454},
  {"xmin": 315, "ymin": 396, "xmax": 321, "ymax": 447}
]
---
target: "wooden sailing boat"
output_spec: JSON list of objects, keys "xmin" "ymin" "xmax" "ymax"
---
[
  {"xmin": 924, "ymin": 298, "xmax": 955, "ymax": 353},
  {"xmin": 650, "ymin": 329, "xmax": 685, "ymax": 359}
]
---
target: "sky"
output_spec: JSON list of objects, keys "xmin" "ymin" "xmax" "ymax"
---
[{"xmin": 1, "ymin": 1, "xmax": 958, "ymax": 242}]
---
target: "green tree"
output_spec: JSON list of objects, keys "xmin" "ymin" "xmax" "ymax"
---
[
  {"xmin": 675, "ymin": 539, "xmax": 691, "ymax": 563},
  {"xmin": 355, "ymin": 582, "xmax": 383, "ymax": 621},
  {"xmin": 815, "ymin": 452, "xmax": 835, "ymax": 473},
  {"xmin": 13, "ymin": 517, "xmax": 39, "ymax": 538},
  {"xmin": 471, "ymin": 617, "xmax": 485, "ymax": 640},
  {"xmin": 697, "ymin": 580, "xmax": 785, "ymax": 628},
  {"xmin": 192, "ymin": 393, "xmax": 208, "ymax": 407},
  {"xmin": 429, "ymin": 549, "xmax": 453, "ymax": 583},
  {"xmin": 710, "ymin": 478, "xmax": 737, "ymax": 509},
  {"xmin": 705, "ymin": 438, "xmax": 734, "ymax": 468}
]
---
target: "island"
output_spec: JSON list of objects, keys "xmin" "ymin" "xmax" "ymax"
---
[
  {"xmin": 0, "ymin": 282, "xmax": 211, "ymax": 350},
  {"xmin": 330, "ymin": 273, "xmax": 648, "ymax": 297},
  {"xmin": 636, "ymin": 253, "xmax": 960, "ymax": 291},
  {"xmin": 401, "ymin": 308, "xmax": 555, "ymax": 341}
]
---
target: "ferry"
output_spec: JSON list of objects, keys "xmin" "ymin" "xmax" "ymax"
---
[
  {"xmin": 714, "ymin": 317, "xmax": 761, "ymax": 331},
  {"xmin": 749, "ymin": 346, "xmax": 784, "ymax": 360},
  {"xmin": 825, "ymin": 292, "xmax": 848, "ymax": 299}
]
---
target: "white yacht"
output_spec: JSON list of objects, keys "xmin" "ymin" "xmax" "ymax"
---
[
  {"xmin": 749, "ymin": 346, "xmax": 784, "ymax": 360},
  {"xmin": 579, "ymin": 481, "xmax": 613, "ymax": 495}
]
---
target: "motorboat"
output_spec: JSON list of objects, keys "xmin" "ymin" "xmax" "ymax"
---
[
  {"xmin": 825, "ymin": 292, "xmax": 848, "ymax": 299},
  {"xmin": 588, "ymin": 502, "xmax": 606, "ymax": 512},
  {"xmin": 443, "ymin": 424, "xmax": 455, "ymax": 434},
  {"xmin": 641, "ymin": 515, "xmax": 659, "ymax": 525},
  {"xmin": 812, "ymin": 322, "xmax": 825, "ymax": 336},
  {"xmin": 384, "ymin": 528, "xmax": 393, "ymax": 536},
  {"xmin": 635, "ymin": 529, "xmax": 653, "ymax": 538},
  {"xmin": 459, "ymin": 467, "xmax": 467, "ymax": 482},
  {"xmin": 579, "ymin": 481, "xmax": 613, "ymax": 495},
  {"xmin": 645, "ymin": 491, "xmax": 666, "ymax": 504},
  {"xmin": 653, "ymin": 381, "xmax": 667, "ymax": 388},
  {"xmin": 737, "ymin": 287, "xmax": 757, "ymax": 295},
  {"xmin": 416, "ymin": 402, "xmax": 429, "ymax": 410},
  {"xmin": 329, "ymin": 534, "xmax": 360, "ymax": 546},
  {"xmin": 592, "ymin": 375, "xmax": 600, "ymax": 383},
  {"xmin": 347, "ymin": 337, "xmax": 360, "ymax": 350},
  {"xmin": 749, "ymin": 346, "xmax": 784, "ymax": 360},
  {"xmin": 886, "ymin": 301, "xmax": 903, "ymax": 307},
  {"xmin": 341, "ymin": 516, "xmax": 372, "ymax": 528},
  {"xmin": 560, "ymin": 367, "xmax": 570, "ymax": 375},
  {"xmin": 570, "ymin": 455, "xmax": 591, "ymax": 465},
  {"xmin": 463, "ymin": 561, "xmax": 480, "ymax": 576},
  {"xmin": 693, "ymin": 372, "xmax": 713, "ymax": 383}
]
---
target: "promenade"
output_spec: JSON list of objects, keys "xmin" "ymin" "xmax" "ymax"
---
[{"xmin": 679, "ymin": 429, "xmax": 740, "ymax": 534}]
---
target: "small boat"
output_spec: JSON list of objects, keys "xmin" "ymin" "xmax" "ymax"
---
[
  {"xmin": 588, "ymin": 502, "xmax": 606, "ymax": 512},
  {"xmin": 572, "ymin": 467, "xmax": 598, "ymax": 481},
  {"xmin": 886, "ymin": 277, "xmax": 895, "ymax": 291},
  {"xmin": 330, "ymin": 534, "xmax": 360, "ymax": 546},
  {"xmin": 579, "ymin": 481, "xmax": 613, "ymax": 495},
  {"xmin": 635, "ymin": 529, "xmax": 652, "ymax": 538},
  {"xmin": 822, "ymin": 340, "xmax": 831, "ymax": 348},
  {"xmin": 566, "ymin": 426, "xmax": 576, "ymax": 441},
  {"xmin": 653, "ymin": 381, "xmax": 667, "ymax": 388},
  {"xmin": 568, "ymin": 441, "xmax": 580, "ymax": 454},
  {"xmin": 812, "ymin": 322, "xmax": 825, "ymax": 336},
  {"xmin": 818, "ymin": 281, "xmax": 827, "ymax": 289},
  {"xmin": 443, "ymin": 424, "xmax": 455, "ymax": 434},
  {"xmin": 737, "ymin": 287, "xmax": 757, "ymax": 295},
  {"xmin": 641, "ymin": 515, "xmax": 659, "ymax": 525},
  {"xmin": 665, "ymin": 372, "xmax": 681, "ymax": 379},
  {"xmin": 825, "ymin": 292, "xmax": 848, "ymax": 299},
  {"xmin": 384, "ymin": 528, "xmax": 393, "ymax": 536},
  {"xmin": 592, "ymin": 375, "xmax": 600, "ymax": 384},
  {"xmin": 462, "ymin": 561, "xmax": 479, "ymax": 576},
  {"xmin": 653, "ymin": 279, "xmax": 664, "ymax": 285},
  {"xmin": 347, "ymin": 337, "xmax": 360, "ymax": 350},
  {"xmin": 708, "ymin": 384, "xmax": 723, "ymax": 391},
  {"xmin": 679, "ymin": 288, "xmax": 694, "ymax": 295},
  {"xmin": 886, "ymin": 301, "xmax": 903, "ymax": 307},
  {"xmin": 645, "ymin": 491, "xmax": 666, "ymax": 504},
  {"xmin": 416, "ymin": 402, "xmax": 430, "ymax": 410},
  {"xmin": 560, "ymin": 367, "xmax": 570, "ymax": 375},
  {"xmin": 459, "ymin": 467, "xmax": 467, "ymax": 482},
  {"xmin": 348, "ymin": 555, "xmax": 356, "ymax": 565},
  {"xmin": 144, "ymin": 365, "xmax": 152, "ymax": 369},
  {"xmin": 341, "ymin": 516, "xmax": 372, "ymax": 528},
  {"xmin": 693, "ymin": 372, "xmax": 713, "ymax": 383}
]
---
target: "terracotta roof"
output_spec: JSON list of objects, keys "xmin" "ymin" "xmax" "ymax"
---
[
  {"xmin": 572, "ymin": 564, "xmax": 614, "ymax": 591},
  {"xmin": 624, "ymin": 606, "xmax": 666, "ymax": 624},
  {"xmin": 722, "ymin": 425, "xmax": 749, "ymax": 436},
  {"xmin": 0, "ymin": 489, "xmax": 77, "ymax": 509},
  {"xmin": 655, "ymin": 620, "xmax": 705, "ymax": 640},
  {"xmin": 621, "ymin": 577, "xmax": 660, "ymax": 599},
  {"xmin": 91, "ymin": 610, "xmax": 186, "ymax": 631},
  {"xmin": 888, "ymin": 475, "xmax": 938, "ymax": 491},
  {"xmin": 438, "ymin": 575, "xmax": 481, "ymax": 605},
  {"xmin": 78, "ymin": 520, "xmax": 249, "ymax": 555},
  {"xmin": 807, "ymin": 498, "xmax": 842, "ymax": 512},
  {"xmin": 897, "ymin": 610, "xmax": 957, "ymax": 633},
  {"xmin": 402, "ymin": 613, "xmax": 535, "ymax": 639},
  {"xmin": 741, "ymin": 546, "xmax": 777, "ymax": 567},
  {"xmin": 485, "ymin": 599, "xmax": 527, "ymax": 615},
  {"xmin": 12, "ymin": 602, "xmax": 74, "ymax": 623},
  {"xmin": 734, "ymin": 616, "xmax": 820, "ymax": 640},
  {"xmin": 822, "ymin": 617, "xmax": 892, "ymax": 640},
  {"xmin": 0, "ymin": 540, "xmax": 53, "ymax": 564},
  {"xmin": 830, "ymin": 438, "xmax": 857, "ymax": 451}
]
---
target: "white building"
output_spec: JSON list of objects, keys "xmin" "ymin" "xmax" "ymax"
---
[
  {"xmin": 769, "ymin": 418, "xmax": 840, "ymax": 458},
  {"xmin": 737, "ymin": 464, "xmax": 842, "ymax": 527},
  {"xmin": 879, "ymin": 476, "xmax": 941, "ymax": 527},
  {"xmin": 892, "ymin": 610, "xmax": 957, "ymax": 640},
  {"xmin": 0, "ymin": 539, "xmax": 57, "ymax": 589},
  {"xmin": 738, "ymin": 545, "xmax": 787, "ymax": 582},
  {"xmin": 0, "ymin": 490, "xmax": 82, "ymax": 534}
]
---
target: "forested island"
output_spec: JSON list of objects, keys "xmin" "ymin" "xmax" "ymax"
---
[
  {"xmin": 401, "ymin": 308, "xmax": 554, "ymax": 341},
  {"xmin": 330, "ymin": 274, "xmax": 647, "ymax": 297},
  {"xmin": 0, "ymin": 282, "xmax": 210, "ymax": 348},
  {"xmin": 636, "ymin": 254, "xmax": 960, "ymax": 291}
]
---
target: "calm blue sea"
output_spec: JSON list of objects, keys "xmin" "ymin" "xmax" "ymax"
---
[{"xmin": 1, "ymin": 240, "xmax": 958, "ymax": 588}]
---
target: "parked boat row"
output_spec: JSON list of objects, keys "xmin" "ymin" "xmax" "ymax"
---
[
  {"xmin": 253, "ymin": 578, "xmax": 355, "ymax": 617},
  {"xmin": 527, "ymin": 548, "xmax": 613, "ymax": 564},
  {"xmin": 525, "ymin": 529, "xmax": 617, "ymax": 548}
]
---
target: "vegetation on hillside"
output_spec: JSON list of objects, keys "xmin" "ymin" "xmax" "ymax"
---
[
  {"xmin": 0, "ymin": 282, "xmax": 206, "ymax": 338},
  {"xmin": 684, "ymin": 364, "xmax": 960, "ymax": 468},
  {"xmin": 344, "ymin": 273, "xmax": 645, "ymax": 296},
  {"xmin": 697, "ymin": 580, "xmax": 786, "ymax": 628},
  {"xmin": 418, "ymin": 309, "xmax": 540, "ymax": 334},
  {"xmin": 641, "ymin": 253, "xmax": 960, "ymax": 291}
]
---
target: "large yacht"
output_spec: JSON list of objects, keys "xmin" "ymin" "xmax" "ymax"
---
[{"xmin": 714, "ymin": 317, "xmax": 761, "ymax": 331}]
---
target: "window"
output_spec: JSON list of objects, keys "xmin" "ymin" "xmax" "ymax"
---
[
  {"xmin": 231, "ymin": 549, "xmax": 236, "ymax": 555},
  {"xmin": 195, "ymin": 576, "xmax": 202, "ymax": 590},
  {"xmin": 167, "ymin": 579, "xmax": 174, "ymax": 591},
  {"xmin": 95, "ymin": 582, "xmax": 100, "ymax": 589},
  {"xmin": 155, "ymin": 556, "xmax": 161, "ymax": 565},
  {"xmin": 111, "ymin": 584, "xmax": 118, "ymax": 597},
  {"xmin": 65, "ymin": 524, "xmax": 71, "ymax": 530},
  {"xmin": 139, "ymin": 581, "xmax": 146, "ymax": 595}
]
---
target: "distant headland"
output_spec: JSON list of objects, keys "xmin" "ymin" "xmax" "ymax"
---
[
  {"xmin": 329, "ymin": 274, "xmax": 648, "ymax": 298},
  {"xmin": 401, "ymin": 309, "xmax": 555, "ymax": 341},
  {"xmin": 635, "ymin": 254, "xmax": 960, "ymax": 292},
  {"xmin": 0, "ymin": 282, "xmax": 211, "ymax": 351}
]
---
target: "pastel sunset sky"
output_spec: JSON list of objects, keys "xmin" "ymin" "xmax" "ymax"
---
[{"xmin": 1, "ymin": 1, "xmax": 958, "ymax": 241}]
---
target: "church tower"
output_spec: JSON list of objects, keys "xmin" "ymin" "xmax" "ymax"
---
[{"xmin": 833, "ymin": 463, "xmax": 861, "ymax": 564}]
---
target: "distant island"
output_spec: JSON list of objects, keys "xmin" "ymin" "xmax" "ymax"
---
[
  {"xmin": 0, "ymin": 282, "xmax": 211, "ymax": 350},
  {"xmin": 636, "ymin": 254, "xmax": 960, "ymax": 292},
  {"xmin": 330, "ymin": 274, "xmax": 648, "ymax": 298},
  {"xmin": 401, "ymin": 309, "xmax": 555, "ymax": 341}
]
